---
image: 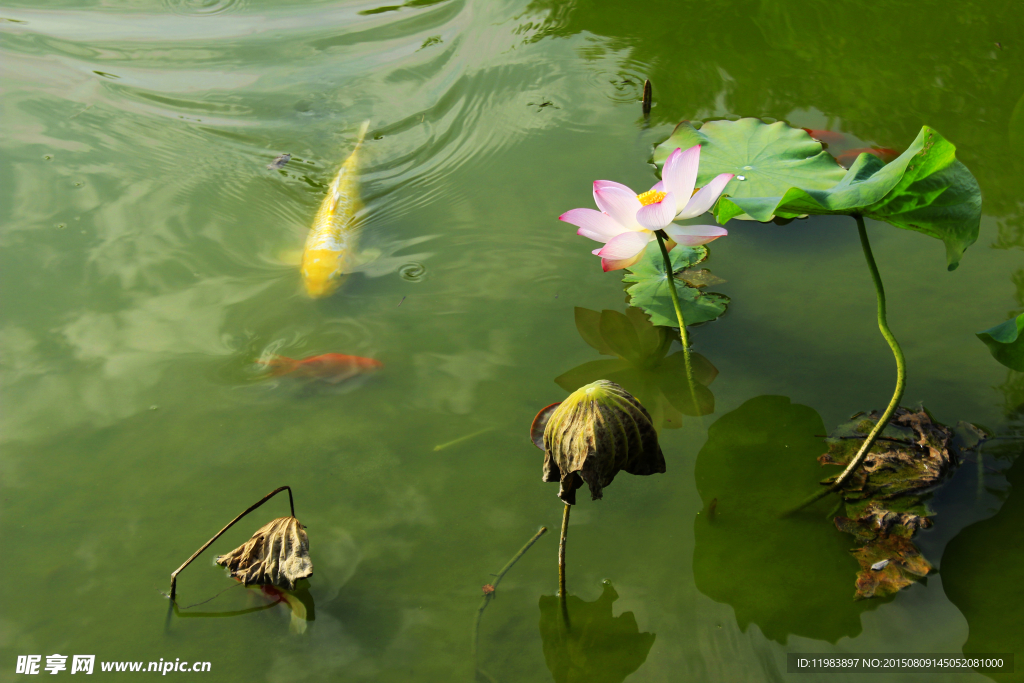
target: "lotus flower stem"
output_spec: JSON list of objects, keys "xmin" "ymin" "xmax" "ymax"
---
[
  {"xmin": 654, "ymin": 231, "xmax": 701, "ymax": 413},
  {"xmin": 168, "ymin": 485, "xmax": 295, "ymax": 602},
  {"xmin": 784, "ymin": 215, "xmax": 906, "ymax": 515}
]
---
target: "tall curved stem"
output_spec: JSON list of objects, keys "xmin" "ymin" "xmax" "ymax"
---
[
  {"xmin": 784, "ymin": 215, "xmax": 907, "ymax": 514},
  {"xmin": 654, "ymin": 231, "xmax": 700, "ymax": 413}
]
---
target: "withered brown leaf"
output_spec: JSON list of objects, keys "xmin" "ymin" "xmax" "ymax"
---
[
  {"xmin": 216, "ymin": 516, "xmax": 313, "ymax": 590},
  {"xmin": 821, "ymin": 408, "xmax": 986, "ymax": 599}
]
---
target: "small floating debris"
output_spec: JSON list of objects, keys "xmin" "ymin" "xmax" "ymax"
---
[
  {"xmin": 870, "ymin": 559, "xmax": 889, "ymax": 571},
  {"xmin": 267, "ymin": 153, "xmax": 291, "ymax": 170},
  {"xmin": 433, "ymin": 426, "xmax": 495, "ymax": 452}
]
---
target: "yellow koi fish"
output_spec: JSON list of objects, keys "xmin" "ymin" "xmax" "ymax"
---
[{"xmin": 301, "ymin": 120, "xmax": 370, "ymax": 298}]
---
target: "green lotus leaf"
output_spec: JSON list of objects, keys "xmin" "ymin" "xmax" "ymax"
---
[
  {"xmin": 977, "ymin": 312, "xmax": 1024, "ymax": 372},
  {"xmin": 655, "ymin": 119, "xmax": 981, "ymax": 270},
  {"xmin": 654, "ymin": 117, "xmax": 847, "ymax": 216},
  {"xmin": 622, "ymin": 245, "xmax": 729, "ymax": 328}
]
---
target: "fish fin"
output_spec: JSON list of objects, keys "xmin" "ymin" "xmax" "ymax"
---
[
  {"xmin": 349, "ymin": 248, "xmax": 382, "ymax": 270},
  {"xmin": 277, "ymin": 249, "xmax": 304, "ymax": 266}
]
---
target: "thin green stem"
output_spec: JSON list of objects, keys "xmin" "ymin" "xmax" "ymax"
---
[
  {"xmin": 558, "ymin": 503, "xmax": 571, "ymax": 629},
  {"xmin": 784, "ymin": 215, "xmax": 907, "ymax": 515},
  {"xmin": 654, "ymin": 231, "xmax": 700, "ymax": 414},
  {"xmin": 473, "ymin": 527, "xmax": 548, "ymax": 674}
]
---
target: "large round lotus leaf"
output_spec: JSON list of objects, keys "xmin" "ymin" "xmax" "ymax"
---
[
  {"xmin": 655, "ymin": 120, "xmax": 982, "ymax": 270},
  {"xmin": 653, "ymin": 117, "xmax": 847, "ymax": 214},
  {"xmin": 942, "ymin": 455, "xmax": 1024, "ymax": 682},
  {"xmin": 692, "ymin": 395, "xmax": 882, "ymax": 644}
]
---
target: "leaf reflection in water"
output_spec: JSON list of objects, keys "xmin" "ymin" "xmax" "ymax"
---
[
  {"xmin": 555, "ymin": 306, "xmax": 717, "ymax": 424},
  {"xmin": 942, "ymin": 452, "xmax": 1024, "ymax": 674},
  {"xmin": 538, "ymin": 581, "xmax": 654, "ymax": 683},
  {"xmin": 173, "ymin": 582, "xmax": 315, "ymax": 634},
  {"xmin": 692, "ymin": 395, "xmax": 884, "ymax": 644}
]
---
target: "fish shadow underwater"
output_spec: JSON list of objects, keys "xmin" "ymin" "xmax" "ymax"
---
[{"xmin": 235, "ymin": 352, "xmax": 384, "ymax": 399}]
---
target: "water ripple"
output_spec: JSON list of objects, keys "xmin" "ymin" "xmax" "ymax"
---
[{"xmin": 161, "ymin": 0, "xmax": 248, "ymax": 16}]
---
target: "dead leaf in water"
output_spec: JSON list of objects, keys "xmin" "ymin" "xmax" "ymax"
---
[
  {"xmin": 216, "ymin": 516, "xmax": 313, "ymax": 591},
  {"xmin": 821, "ymin": 408, "xmax": 985, "ymax": 599}
]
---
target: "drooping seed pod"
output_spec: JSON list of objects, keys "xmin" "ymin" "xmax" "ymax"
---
[
  {"xmin": 539, "ymin": 380, "xmax": 665, "ymax": 504},
  {"xmin": 215, "ymin": 516, "xmax": 313, "ymax": 590}
]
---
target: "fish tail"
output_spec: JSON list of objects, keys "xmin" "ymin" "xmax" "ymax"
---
[
  {"xmin": 259, "ymin": 355, "xmax": 298, "ymax": 376},
  {"xmin": 353, "ymin": 120, "xmax": 371, "ymax": 149}
]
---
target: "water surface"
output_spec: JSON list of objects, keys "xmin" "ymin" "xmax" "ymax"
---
[{"xmin": 2, "ymin": 0, "xmax": 1023, "ymax": 681}]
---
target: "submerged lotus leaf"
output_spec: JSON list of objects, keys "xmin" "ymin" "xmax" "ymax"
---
[
  {"xmin": 977, "ymin": 312, "xmax": 1024, "ymax": 372},
  {"xmin": 216, "ymin": 516, "xmax": 313, "ymax": 590},
  {"xmin": 622, "ymin": 245, "xmax": 729, "ymax": 329},
  {"xmin": 556, "ymin": 307, "xmax": 718, "ymax": 426},
  {"xmin": 538, "ymin": 581, "xmax": 655, "ymax": 683},
  {"xmin": 542, "ymin": 380, "xmax": 665, "ymax": 504},
  {"xmin": 655, "ymin": 119, "xmax": 981, "ymax": 269}
]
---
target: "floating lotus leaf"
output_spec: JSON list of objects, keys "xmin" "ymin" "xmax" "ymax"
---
[
  {"xmin": 622, "ymin": 245, "xmax": 730, "ymax": 329},
  {"xmin": 654, "ymin": 119, "xmax": 981, "ymax": 270},
  {"xmin": 538, "ymin": 581, "xmax": 655, "ymax": 683},
  {"xmin": 216, "ymin": 516, "xmax": 313, "ymax": 590},
  {"xmin": 654, "ymin": 117, "xmax": 846, "ymax": 212},
  {"xmin": 977, "ymin": 312, "xmax": 1024, "ymax": 372},
  {"xmin": 542, "ymin": 380, "xmax": 665, "ymax": 504}
]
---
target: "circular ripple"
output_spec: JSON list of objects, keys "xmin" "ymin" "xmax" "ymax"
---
[
  {"xmin": 162, "ymin": 0, "xmax": 246, "ymax": 16},
  {"xmin": 398, "ymin": 262, "xmax": 426, "ymax": 282}
]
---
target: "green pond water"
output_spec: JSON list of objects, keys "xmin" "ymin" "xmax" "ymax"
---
[{"xmin": 2, "ymin": 0, "xmax": 1023, "ymax": 681}]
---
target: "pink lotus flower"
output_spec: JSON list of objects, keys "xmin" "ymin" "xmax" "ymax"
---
[{"xmin": 559, "ymin": 145, "xmax": 734, "ymax": 271}]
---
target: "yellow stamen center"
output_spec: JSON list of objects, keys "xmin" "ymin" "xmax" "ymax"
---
[{"xmin": 637, "ymin": 189, "xmax": 667, "ymax": 206}]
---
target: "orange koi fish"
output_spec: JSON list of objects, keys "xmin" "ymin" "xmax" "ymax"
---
[
  {"xmin": 802, "ymin": 128, "xmax": 846, "ymax": 146},
  {"xmin": 836, "ymin": 147, "xmax": 901, "ymax": 168},
  {"xmin": 259, "ymin": 353, "xmax": 383, "ymax": 384}
]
